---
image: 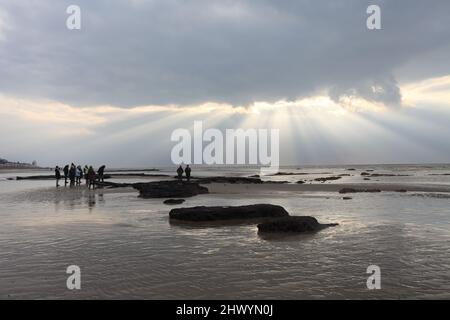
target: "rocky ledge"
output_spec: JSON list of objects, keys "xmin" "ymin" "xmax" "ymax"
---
[
  {"xmin": 257, "ymin": 216, "xmax": 338, "ymax": 233},
  {"xmin": 163, "ymin": 199, "xmax": 186, "ymax": 205},
  {"xmin": 134, "ymin": 181, "xmax": 209, "ymax": 198},
  {"xmin": 192, "ymin": 176, "xmax": 263, "ymax": 184},
  {"xmin": 314, "ymin": 176, "xmax": 342, "ymax": 182},
  {"xmin": 360, "ymin": 172, "xmax": 411, "ymax": 177},
  {"xmin": 339, "ymin": 188, "xmax": 381, "ymax": 194},
  {"xmin": 17, "ymin": 174, "xmax": 112, "ymax": 180},
  {"xmin": 190, "ymin": 176, "xmax": 290, "ymax": 184},
  {"xmin": 169, "ymin": 204, "xmax": 289, "ymax": 222}
]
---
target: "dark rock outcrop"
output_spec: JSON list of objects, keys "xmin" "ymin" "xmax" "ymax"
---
[
  {"xmin": 163, "ymin": 199, "xmax": 185, "ymax": 205},
  {"xmin": 263, "ymin": 180, "xmax": 289, "ymax": 184},
  {"xmin": 110, "ymin": 173, "xmax": 171, "ymax": 177},
  {"xmin": 339, "ymin": 188, "xmax": 381, "ymax": 194},
  {"xmin": 16, "ymin": 175, "xmax": 55, "ymax": 180},
  {"xmin": 107, "ymin": 168, "xmax": 160, "ymax": 172},
  {"xmin": 314, "ymin": 176, "xmax": 342, "ymax": 182},
  {"xmin": 361, "ymin": 172, "xmax": 410, "ymax": 177},
  {"xmin": 257, "ymin": 216, "xmax": 338, "ymax": 233},
  {"xmin": 368, "ymin": 173, "xmax": 411, "ymax": 177},
  {"xmin": 193, "ymin": 176, "xmax": 263, "ymax": 184},
  {"xmin": 95, "ymin": 181, "xmax": 133, "ymax": 188},
  {"xmin": 269, "ymin": 172, "xmax": 302, "ymax": 176},
  {"xmin": 134, "ymin": 181, "xmax": 208, "ymax": 198},
  {"xmin": 17, "ymin": 174, "xmax": 112, "ymax": 180},
  {"xmin": 343, "ymin": 197, "xmax": 352, "ymax": 200},
  {"xmin": 169, "ymin": 204, "xmax": 289, "ymax": 222}
]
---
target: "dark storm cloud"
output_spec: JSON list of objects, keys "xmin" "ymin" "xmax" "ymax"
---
[{"xmin": 1, "ymin": 0, "xmax": 450, "ymax": 107}]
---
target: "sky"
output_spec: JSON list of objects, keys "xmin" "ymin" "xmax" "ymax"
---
[{"xmin": 1, "ymin": 0, "xmax": 450, "ymax": 167}]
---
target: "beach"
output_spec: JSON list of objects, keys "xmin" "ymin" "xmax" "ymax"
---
[{"xmin": 0, "ymin": 164, "xmax": 449, "ymax": 299}]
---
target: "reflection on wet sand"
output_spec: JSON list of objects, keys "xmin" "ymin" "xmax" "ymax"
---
[{"xmin": 52, "ymin": 187, "xmax": 105, "ymax": 212}]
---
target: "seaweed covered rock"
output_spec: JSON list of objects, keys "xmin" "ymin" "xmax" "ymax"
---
[
  {"xmin": 314, "ymin": 176, "xmax": 342, "ymax": 182},
  {"xmin": 257, "ymin": 216, "xmax": 338, "ymax": 233},
  {"xmin": 163, "ymin": 199, "xmax": 185, "ymax": 205},
  {"xmin": 194, "ymin": 176, "xmax": 263, "ymax": 184},
  {"xmin": 169, "ymin": 204, "xmax": 289, "ymax": 222},
  {"xmin": 339, "ymin": 188, "xmax": 381, "ymax": 194},
  {"xmin": 134, "ymin": 181, "xmax": 209, "ymax": 198}
]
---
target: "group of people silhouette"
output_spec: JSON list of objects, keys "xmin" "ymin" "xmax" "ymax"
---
[
  {"xmin": 55, "ymin": 164, "xmax": 191, "ymax": 187},
  {"xmin": 177, "ymin": 165, "xmax": 192, "ymax": 181},
  {"xmin": 54, "ymin": 163, "xmax": 106, "ymax": 189}
]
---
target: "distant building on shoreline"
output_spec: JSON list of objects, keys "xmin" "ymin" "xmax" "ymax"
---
[{"xmin": 0, "ymin": 157, "xmax": 40, "ymax": 169}]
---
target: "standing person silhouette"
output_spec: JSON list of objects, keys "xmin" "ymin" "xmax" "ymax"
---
[
  {"xmin": 87, "ymin": 166, "xmax": 96, "ymax": 189},
  {"xmin": 75, "ymin": 165, "xmax": 81, "ymax": 185},
  {"xmin": 185, "ymin": 165, "xmax": 191, "ymax": 182},
  {"xmin": 83, "ymin": 165, "xmax": 89, "ymax": 184},
  {"xmin": 63, "ymin": 164, "xmax": 69, "ymax": 185},
  {"xmin": 55, "ymin": 166, "xmax": 61, "ymax": 187},
  {"xmin": 176, "ymin": 165, "xmax": 184, "ymax": 181},
  {"xmin": 97, "ymin": 165, "xmax": 106, "ymax": 183},
  {"xmin": 69, "ymin": 163, "xmax": 76, "ymax": 186}
]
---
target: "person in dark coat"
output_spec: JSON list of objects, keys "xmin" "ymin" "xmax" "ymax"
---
[
  {"xmin": 87, "ymin": 166, "xmax": 96, "ymax": 189},
  {"xmin": 97, "ymin": 165, "xmax": 106, "ymax": 183},
  {"xmin": 185, "ymin": 165, "xmax": 191, "ymax": 182},
  {"xmin": 55, "ymin": 166, "xmax": 61, "ymax": 187},
  {"xmin": 69, "ymin": 163, "xmax": 76, "ymax": 186},
  {"xmin": 63, "ymin": 164, "xmax": 69, "ymax": 185},
  {"xmin": 83, "ymin": 165, "xmax": 89, "ymax": 184},
  {"xmin": 176, "ymin": 165, "xmax": 184, "ymax": 181},
  {"xmin": 76, "ymin": 165, "xmax": 83, "ymax": 185}
]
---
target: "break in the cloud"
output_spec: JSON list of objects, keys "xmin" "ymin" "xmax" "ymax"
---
[
  {"xmin": 1, "ymin": 0, "xmax": 450, "ymax": 108},
  {"xmin": 1, "ymin": 73, "xmax": 450, "ymax": 167}
]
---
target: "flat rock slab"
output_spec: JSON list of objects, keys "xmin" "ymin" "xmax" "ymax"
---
[
  {"xmin": 339, "ymin": 188, "xmax": 381, "ymax": 194},
  {"xmin": 257, "ymin": 216, "xmax": 338, "ymax": 233},
  {"xmin": 314, "ymin": 176, "xmax": 342, "ymax": 182},
  {"xmin": 134, "ymin": 181, "xmax": 209, "ymax": 198},
  {"xmin": 16, "ymin": 174, "xmax": 111, "ymax": 180},
  {"xmin": 163, "ymin": 199, "xmax": 185, "ymax": 205},
  {"xmin": 169, "ymin": 204, "xmax": 289, "ymax": 222},
  {"xmin": 193, "ymin": 176, "xmax": 263, "ymax": 184}
]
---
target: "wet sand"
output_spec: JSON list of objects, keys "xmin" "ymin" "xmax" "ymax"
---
[{"xmin": 1, "ymin": 165, "xmax": 450, "ymax": 299}]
